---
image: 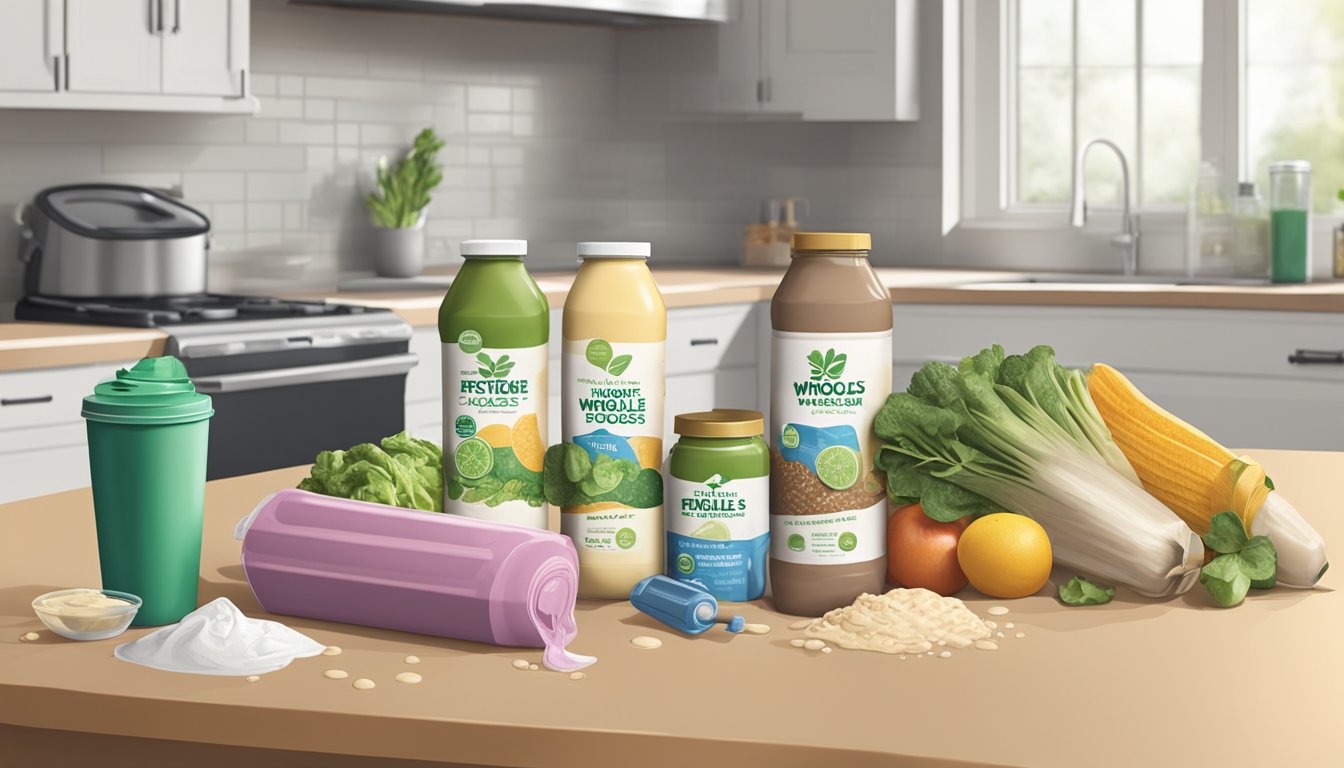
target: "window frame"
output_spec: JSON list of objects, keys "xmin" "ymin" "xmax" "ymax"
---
[{"xmin": 953, "ymin": 0, "xmax": 1233, "ymax": 230}]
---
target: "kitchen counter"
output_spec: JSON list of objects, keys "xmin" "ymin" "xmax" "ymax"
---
[
  {"xmin": 0, "ymin": 322, "xmax": 166, "ymax": 372},
  {"xmin": 2, "ymin": 450, "xmax": 1341, "ymax": 768},
  {"xmin": 9, "ymin": 267, "xmax": 1344, "ymax": 368},
  {"xmin": 305, "ymin": 267, "xmax": 1344, "ymax": 326}
]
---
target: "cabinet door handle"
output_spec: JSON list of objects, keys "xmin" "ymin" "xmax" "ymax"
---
[
  {"xmin": 1, "ymin": 395, "xmax": 54, "ymax": 407},
  {"xmin": 52, "ymin": 56, "xmax": 60, "ymax": 92},
  {"xmin": 156, "ymin": 0, "xmax": 166, "ymax": 33},
  {"xmin": 149, "ymin": 0, "xmax": 155, "ymax": 33},
  {"xmin": 1288, "ymin": 349, "xmax": 1344, "ymax": 365},
  {"xmin": 173, "ymin": 0, "xmax": 181, "ymax": 33},
  {"xmin": 690, "ymin": 338, "xmax": 719, "ymax": 347}
]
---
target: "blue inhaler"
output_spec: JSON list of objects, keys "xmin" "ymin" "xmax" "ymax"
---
[{"xmin": 629, "ymin": 575, "xmax": 745, "ymax": 635}]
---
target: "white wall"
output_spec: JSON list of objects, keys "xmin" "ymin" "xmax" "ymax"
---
[{"xmin": 0, "ymin": 0, "xmax": 946, "ymax": 308}]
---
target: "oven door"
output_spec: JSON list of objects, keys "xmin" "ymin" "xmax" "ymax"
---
[{"xmin": 192, "ymin": 353, "xmax": 418, "ymax": 479}]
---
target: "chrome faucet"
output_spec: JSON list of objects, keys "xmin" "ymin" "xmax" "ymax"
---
[{"xmin": 1070, "ymin": 138, "xmax": 1140, "ymax": 276}]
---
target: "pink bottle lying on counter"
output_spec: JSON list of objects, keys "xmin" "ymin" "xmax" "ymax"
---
[{"xmin": 238, "ymin": 489, "xmax": 593, "ymax": 670}]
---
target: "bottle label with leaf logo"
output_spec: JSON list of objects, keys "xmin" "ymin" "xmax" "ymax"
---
[
  {"xmin": 769, "ymin": 329, "xmax": 892, "ymax": 566},
  {"xmin": 559, "ymin": 336, "xmax": 666, "ymax": 559},
  {"xmin": 442, "ymin": 331, "xmax": 548, "ymax": 528}
]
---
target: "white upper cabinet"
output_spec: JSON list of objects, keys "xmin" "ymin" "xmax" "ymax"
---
[
  {"xmin": 162, "ymin": 0, "xmax": 249, "ymax": 97},
  {"xmin": 0, "ymin": 0, "xmax": 256, "ymax": 113},
  {"xmin": 0, "ymin": 0, "xmax": 63, "ymax": 93},
  {"xmin": 762, "ymin": 0, "xmax": 919, "ymax": 121},
  {"xmin": 67, "ymin": 0, "xmax": 163, "ymax": 94},
  {"xmin": 629, "ymin": 0, "xmax": 919, "ymax": 121}
]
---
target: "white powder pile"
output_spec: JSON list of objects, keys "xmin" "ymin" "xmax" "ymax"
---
[
  {"xmin": 114, "ymin": 598, "xmax": 325, "ymax": 676},
  {"xmin": 799, "ymin": 588, "xmax": 994, "ymax": 655}
]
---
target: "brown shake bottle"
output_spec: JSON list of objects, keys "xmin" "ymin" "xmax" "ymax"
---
[{"xmin": 769, "ymin": 232, "xmax": 892, "ymax": 616}]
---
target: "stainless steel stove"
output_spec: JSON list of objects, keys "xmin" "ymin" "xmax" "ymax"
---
[{"xmin": 16, "ymin": 293, "xmax": 418, "ymax": 480}]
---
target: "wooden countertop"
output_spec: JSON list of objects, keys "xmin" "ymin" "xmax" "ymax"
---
[
  {"xmin": 8, "ymin": 267, "xmax": 1344, "ymax": 370},
  {"xmin": 2, "ymin": 450, "xmax": 1340, "ymax": 767},
  {"xmin": 0, "ymin": 322, "xmax": 167, "ymax": 373}
]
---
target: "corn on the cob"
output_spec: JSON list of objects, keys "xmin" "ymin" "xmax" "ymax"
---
[{"xmin": 1086, "ymin": 363, "xmax": 1327, "ymax": 587}]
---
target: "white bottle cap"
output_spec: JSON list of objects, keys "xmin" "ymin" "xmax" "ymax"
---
[
  {"xmin": 461, "ymin": 239, "xmax": 527, "ymax": 257},
  {"xmin": 577, "ymin": 242, "xmax": 651, "ymax": 260}
]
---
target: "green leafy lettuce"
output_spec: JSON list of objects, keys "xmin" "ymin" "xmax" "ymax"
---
[
  {"xmin": 542, "ymin": 443, "xmax": 661, "ymax": 508},
  {"xmin": 1199, "ymin": 511, "xmax": 1278, "ymax": 607},
  {"xmin": 298, "ymin": 431, "xmax": 443, "ymax": 512},
  {"xmin": 873, "ymin": 344, "xmax": 1203, "ymax": 598},
  {"xmin": 1058, "ymin": 577, "xmax": 1116, "ymax": 606}
]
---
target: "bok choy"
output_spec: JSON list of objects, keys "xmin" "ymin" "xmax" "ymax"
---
[{"xmin": 874, "ymin": 345, "xmax": 1204, "ymax": 597}]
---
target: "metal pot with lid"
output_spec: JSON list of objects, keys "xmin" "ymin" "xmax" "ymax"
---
[{"xmin": 17, "ymin": 184, "xmax": 211, "ymax": 298}]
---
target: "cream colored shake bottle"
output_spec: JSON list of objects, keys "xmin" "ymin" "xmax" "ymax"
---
[{"xmin": 558, "ymin": 242, "xmax": 666, "ymax": 599}]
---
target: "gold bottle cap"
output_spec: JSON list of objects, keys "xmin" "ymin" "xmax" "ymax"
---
[
  {"xmin": 791, "ymin": 232, "xmax": 872, "ymax": 252},
  {"xmin": 674, "ymin": 409, "xmax": 765, "ymax": 438}
]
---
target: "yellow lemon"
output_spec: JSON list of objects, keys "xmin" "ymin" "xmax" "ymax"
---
[
  {"xmin": 475, "ymin": 424, "xmax": 512, "ymax": 449},
  {"xmin": 511, "ymin": 413, "xmax": 545, "ymax": 473},
  {"xmin": 956, "ymin": 513, "xmax": 1053, "ymax": 599},
  {"xmin": 628, "ymin": 436, "xmax": 663, "ymax": 470}
]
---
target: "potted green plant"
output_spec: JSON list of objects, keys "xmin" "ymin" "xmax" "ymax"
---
[{"xmin": 364, "ymin": 128, "xmax": 445, "ymax": 278}]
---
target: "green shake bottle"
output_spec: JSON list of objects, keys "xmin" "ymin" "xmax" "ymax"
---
[{"xmin": 439, "ymin": 240, "xmax": 550, "ymax": 528}]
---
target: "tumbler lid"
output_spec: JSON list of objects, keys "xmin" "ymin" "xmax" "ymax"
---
[{"xmin": 82, "ymin": 356, "xmax": 214, "ymax": 425}]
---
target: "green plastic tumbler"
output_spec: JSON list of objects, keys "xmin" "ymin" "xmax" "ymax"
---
[{"xmin": 82, "ymin": 357, "xmax": 213, "ymax": 626}]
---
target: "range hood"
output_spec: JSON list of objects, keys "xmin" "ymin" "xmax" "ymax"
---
[{"xmin": 292, "ymin": 0, "xmax": 728, "ymax": 25}]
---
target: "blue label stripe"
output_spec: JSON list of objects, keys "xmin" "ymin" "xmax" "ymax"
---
[{"xmin": 665, "ymin": 531, "xmax": 769, "ymax": 602}]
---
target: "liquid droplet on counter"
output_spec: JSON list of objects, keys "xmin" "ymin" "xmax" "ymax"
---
[
  {"xmin": 938, "ymin": 651, "xmax": 952, "ymax": 658},
  {"xmin": 1016, "ymin": 632, "xmax": 1026, "ymax": 639},
  {"xmin": 322, "ymin": 646, "xmax": 342, "ymax": 656},
  {"xmin": 789, "ymin": 619, "xmax": 812, "ymax": 630},
  {"xmin": 986, "ymin": 606, "xmax": 1009, "ymax": 616},
  {"xmin": 821, "ymin": 647, "xmax": 833, "ymax": 654},
  {"xmin": 975, "ymin": 640, "xmax": 999, "ymax": 651},
  {"xmin": 789, "ymin": 638, "xmax": 805, "ymax": 648},
  {"xmin": 528, "ymin": 664, "xmax": 539, "ymax": 671},
  {"xmin": 404, "ymin": 655, "xmax": 420, "ymax": 665},
  {"xmin": 20, "ymin": 632, "xmax": 39, "ymax": 642},
  {"xmin": 511, "ymin": 659, "xmax": 530, "ymax": 670},
  {"xmin": 245, "ymin": 675, "xmax": 261, "ymax": 683},
  {"xmin": 323, "ymin": 669, "xmax": 349, "ymax": 680},
  {"xmin": 569, "ymin": 672, "xmax": 585, "ymax": 680},
  {"xmin": 742, "ymin": 623, "xmax": 771, "ymax": 635},
  {"xmin": 352, "ymin": 678, "xmax": 375, "ymax": 690},
  {"xmin": 802, "ymin": 639, "xmax": 826, "ymax": 651},
  {"xmin": 1005, "ymin": 622, "xmax": 1015, "ymax": 629},
  {"xmin": 395, "ymin": 672, "xmax": 422, "ymax": 684},
  {"xmin": 630, "ymin": 636, "xmax": 662, "ymax": 650}
]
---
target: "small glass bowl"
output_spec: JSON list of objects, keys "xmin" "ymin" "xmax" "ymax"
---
[{"xmin": 31, "ymin": 589, "xmax": 142, "ymax": 641}]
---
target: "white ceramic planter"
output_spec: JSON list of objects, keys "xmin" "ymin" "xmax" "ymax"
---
[{"xmin": 370, "ymin": 213, "xmax": 427, "ymax": 278}]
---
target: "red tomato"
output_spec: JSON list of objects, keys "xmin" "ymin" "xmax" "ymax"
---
[{"xmin": 887, "ymin": 503, "xmax": 969, "ymax": 596}]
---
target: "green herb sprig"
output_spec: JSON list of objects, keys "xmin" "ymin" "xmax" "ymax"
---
[
  {"xmin": 1058, "ymin": 576, "xmax": 1115, "ymax": 606},
  {"xmin": 364, "ymin": 128, "xmax": 445, "ymax": 228},
  {"xmin": 1199, "ymin": 511, "xmax": 1277, "ymax": 607}
]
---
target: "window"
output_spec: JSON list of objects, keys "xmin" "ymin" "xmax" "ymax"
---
[
  {"xmin": 957, "ymin": 0, "xmax": 1344, "ymax": 230},
  {"xmin": 1245, "ymin": 0, "xmax": 1344, "ymax": 211},
  {"xmin": 1012, "ymin": 0, "xmax": 1203, "ymax": 209}
]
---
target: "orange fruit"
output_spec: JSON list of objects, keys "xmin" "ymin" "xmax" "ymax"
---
[
  {"xmin": 512, "ymin": 413, "xmax": 545, "ymax": 472},
  {"xmin": 956, "ymin": 513, "xmax": 1052, "ymax": 599}
]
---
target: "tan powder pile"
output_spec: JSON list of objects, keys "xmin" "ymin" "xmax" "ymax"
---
[{"xmin": 798, "ymin": 588, "xmax": 993, "ymax": 655}]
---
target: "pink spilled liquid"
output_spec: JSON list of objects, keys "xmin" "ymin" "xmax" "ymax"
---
[{"xmin": 535, "ymin": 575, "xmax": 596, "ymax": 672}]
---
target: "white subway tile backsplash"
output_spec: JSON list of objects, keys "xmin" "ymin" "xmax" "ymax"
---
[
  {"xmin": 368, "ymin": 54, "xmax": 424, "ymax": 81},
  {"xmin": 305, "ymin": 99, "xmax": 336, "ymax": 121},
  {"xmin": 211, "ymin": 203, "xmax": 246, "ymax": 231},
  {"xmin": 335, "ymin": 124, "xmax": 359, "ymax": 147},
  {"xmin": 279, "ymin": 76, "xmax": 305, "ymax": 98},
  {"xmin": 281, "ymin": 122, "xmax": 335, "ymax": 145},
  {"xmin": 468, "ymin": 86, "xmax": 512, "ymax": 113},
  {"xmin": 247, "ymin": 120, "xmax": 281, "ymax": 144},
  {"xmin": 104, "ymin": 145, "xmax": 306, "ymax": 173},
  {"xmin": 246, "ymin": 204, "xmax": 285, "ymax": 230},
  {"xmin": 336, "ymin": 100, "xmax": 434, "ymax": 124},
  {"xmin": 250, "ymin": 73, "xmax": 278, "ymax": 97},
  {"xmin": 258, "ymin": 97, "xmax": 305, "ymax": 120},
  {"xmin": 183, "ymin": 172, "xmax": 246, "ymax": 202},
  {"xmin": 284, "ymin": 202, "xmax": 307, "ymax": 230},
  {"xmin": 467, "ymin": 114, "xmax": 511, "ymax": 135},
  {"xmin": 246, "ymin": 172, "xmax": 312, "ymax": 201}
]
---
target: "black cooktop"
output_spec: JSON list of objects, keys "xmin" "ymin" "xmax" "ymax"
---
[{"xmin": 15, "ymin": 294, "xmax": 380, "ymax": 328}]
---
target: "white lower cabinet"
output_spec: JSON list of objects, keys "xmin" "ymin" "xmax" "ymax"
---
[
  {"xmin": 0, "ymin": 360, "xmax": 135, "ymax": 504},
  {"xmin": 891, "ymin": 304, "xmax": 1344, "ymax": 451}
]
